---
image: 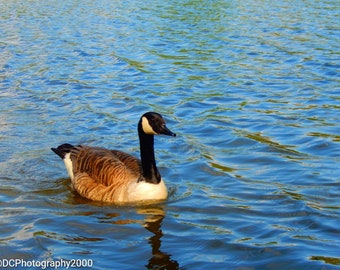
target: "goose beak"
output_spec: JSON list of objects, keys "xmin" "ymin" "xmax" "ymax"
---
[{"xmin": 161, "ymin": 125, "xmax": 176, "ymax": 137}]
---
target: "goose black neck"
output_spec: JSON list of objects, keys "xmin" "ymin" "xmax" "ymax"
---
[{"xmin": 138, "ymin": 127, "xmax": 161, "ymax": 184}]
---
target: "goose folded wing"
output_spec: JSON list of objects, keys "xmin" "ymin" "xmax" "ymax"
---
[{"xmin": 71, "ymin": 146, "xmax": 141, "ymax": 186}]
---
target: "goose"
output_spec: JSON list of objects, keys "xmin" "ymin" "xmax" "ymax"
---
[{"xmin": 51, "ymin": 112, "xmax": 176, "ymax": 204}]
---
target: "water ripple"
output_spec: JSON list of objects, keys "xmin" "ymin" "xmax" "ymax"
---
[{"xmin": 1, "ymin": 0, "xmax": 339, "ymax": 269}]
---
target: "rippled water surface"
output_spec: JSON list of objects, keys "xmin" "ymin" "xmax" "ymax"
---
[{"xmin": 1, "ymin": 0, "xmax": 339, "ymax": 269}]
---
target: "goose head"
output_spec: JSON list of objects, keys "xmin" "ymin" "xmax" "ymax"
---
[
  {"xmin": 137, "ymin": 112, "xmax": 176, "ymax": 184},
  {"xmin": 139, "ymin": 112, "xmax": 176, "ymax": 137}
]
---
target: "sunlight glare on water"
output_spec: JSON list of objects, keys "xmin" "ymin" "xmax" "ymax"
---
[{"xmin": 0, "ymin": 0, "xmax": 339, "ymax": 269}]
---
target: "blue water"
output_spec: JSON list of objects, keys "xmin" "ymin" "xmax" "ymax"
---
[{"xmin": 1, "ymin": 0, "xmax": 339, "ymax": 269}]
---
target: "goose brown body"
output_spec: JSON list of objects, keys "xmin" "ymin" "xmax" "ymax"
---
[
  {"xmin": 71, "ymin": 146, "xmax": 141, "ymax": 201},
  {"xmin": 51, "ymin": 112, "xmax": 176, "ymax": 204}
]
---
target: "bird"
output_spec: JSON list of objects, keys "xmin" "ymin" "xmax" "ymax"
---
[{"xmin": 51, "ymin": 112, "xmax": 176, "ymax": 204}]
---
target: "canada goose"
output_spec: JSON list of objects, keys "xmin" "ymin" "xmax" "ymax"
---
[{"xmin": 51, "ymin": 112, "xmax": 176, "ymax": 203}]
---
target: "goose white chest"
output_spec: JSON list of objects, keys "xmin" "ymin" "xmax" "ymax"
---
[{"xmin": 120, "ymin": 179, "xmax": 168, "ymax": 203}]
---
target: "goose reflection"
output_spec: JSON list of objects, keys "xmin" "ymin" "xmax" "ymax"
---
[
  {"xmin": 66, "ymin": 191, "xmax": 181, "ymax": 269},
  {"xmin": 137, "ymin": 207, "xmax": 180, "ymax": 270}
]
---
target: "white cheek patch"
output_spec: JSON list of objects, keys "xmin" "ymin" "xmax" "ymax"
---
[{"xmin": 142, "ymin": 116, "xmax": 158, "ymax": 135}]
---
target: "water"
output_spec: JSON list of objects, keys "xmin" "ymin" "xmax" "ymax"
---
[{"xmin": 1, "ymin": 0, "xmax": 339, "ymax": 269}]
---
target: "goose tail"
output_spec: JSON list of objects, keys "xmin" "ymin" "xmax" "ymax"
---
[{"xmin": 51, "ymin": 143, "xmax": 75, "ymax": 159}]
